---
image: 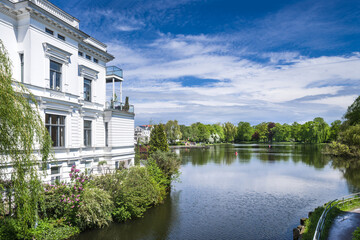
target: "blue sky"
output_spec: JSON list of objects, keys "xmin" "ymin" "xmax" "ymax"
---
[{"xmin": 51, "ymin": 0, "xmax": 360, "ymax": 126}]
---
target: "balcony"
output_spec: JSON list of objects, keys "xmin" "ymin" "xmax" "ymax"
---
[
  {"xmin": 106, "ymin": 66, "xmax": 123, "ymax": 79},
  {"xmin": 106, "ymin": 101, "xmax": 134, "ymax": 113}
]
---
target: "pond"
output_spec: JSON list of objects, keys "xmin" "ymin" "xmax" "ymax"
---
[{"xmin": 76, "ymin": 144, "xmax": 360, "ymax": 240}]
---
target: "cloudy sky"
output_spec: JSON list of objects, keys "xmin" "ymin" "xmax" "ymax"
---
[{"xmin": 52, "ymin": 0, "xmax": 360, "ymax": 126}]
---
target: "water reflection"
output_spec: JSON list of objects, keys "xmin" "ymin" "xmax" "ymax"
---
[{"xmin": 179, "ymin": 144, "xmax": 331, "ymax": 168}]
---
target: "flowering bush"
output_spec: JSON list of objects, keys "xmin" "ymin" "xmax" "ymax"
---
[{"xmin": 42, "ymin": 165, "xmax": 90, "ymax": 226}]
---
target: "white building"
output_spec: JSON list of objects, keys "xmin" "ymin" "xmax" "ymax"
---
[
  {"xmin": 134, "ymin": 125, "xmax": 153, "ymax": 144},
  {"xmin": 0, "ymin": 0, "xmax": 135, "ymax": 182}
]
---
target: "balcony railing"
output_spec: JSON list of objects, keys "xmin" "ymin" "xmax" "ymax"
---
[
  {"xmin": 106, "ymin": 101, "xmax": 134, "ymax": 113},
  {"xmin": 106, "ymin": 66, "xmax": 123, "ymax": 79}
]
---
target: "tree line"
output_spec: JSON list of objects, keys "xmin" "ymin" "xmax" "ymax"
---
[{"xmin": 162, "ymin": 118, "xmax": 342, "ymax": 144}]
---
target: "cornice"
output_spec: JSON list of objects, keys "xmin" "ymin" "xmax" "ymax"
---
[{"xmin": 79, "ymin": 43, "xmax": 114, "ymax": 63}]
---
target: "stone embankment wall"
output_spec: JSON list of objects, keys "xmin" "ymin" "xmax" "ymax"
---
[{"xmin": 293, "ymin": 211, "xmax": 313, "ymax": 240}]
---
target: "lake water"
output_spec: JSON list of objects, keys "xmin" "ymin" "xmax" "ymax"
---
[{"xmin": 76, "ymin": 144, "xmax": 360, "ymax": 240}]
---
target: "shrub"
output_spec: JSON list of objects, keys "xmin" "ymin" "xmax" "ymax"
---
[
  {"xmin": 146, "ymin": 159, "xmax": 170, "ymax": 201},
  {"xmin": 0, "ymin": 218, "xmax": 19, "ymax": 240},
  {"xmin": 353, "ymin": 227, "xmax": 360, "ymax": 240},
  {"xmin": 77, "ymin": 187, "xmax": 113, "ymax": 230},
  {"xmin": 28, "ymin": 219, "xmax": 80, "ymax": 240},
  {"xmin": 148, "ymin": 150, "xmax": 181, "ymax": 181},
  {"xmin": 112, "ymin": 167, "xmax": 161, "ymax": 222}
]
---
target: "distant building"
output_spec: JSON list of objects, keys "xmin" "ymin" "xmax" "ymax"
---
[
  {"xmin": 135, "ymin": 125, "xmax": 153, "ymax": 144},
  {"xmin": 0, "ymin": 0, "xmax": 135, "ymax": 182}
]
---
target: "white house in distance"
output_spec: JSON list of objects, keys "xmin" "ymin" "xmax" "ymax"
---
[
  {"xmin": 0, "ymin": 0, "xmax": 135, "ymax": 182},
  {"xmin": 134, "ymin": 125, "xmax": 153, "ymax": 144}
]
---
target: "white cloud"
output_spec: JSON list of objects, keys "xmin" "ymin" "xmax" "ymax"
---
[{"xmin": 105, "ymin": 32, "xmax": 360, "ymax": 125}]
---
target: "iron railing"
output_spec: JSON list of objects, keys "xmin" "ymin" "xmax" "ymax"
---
[{"xmin": 313, "ymin": 192, "xmax": 360, "ymax": 240}]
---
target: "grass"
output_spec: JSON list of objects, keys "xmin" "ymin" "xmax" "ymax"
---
[{"xmin": 301, "ymin": 198, "xmax": 360, "ymax": 240}]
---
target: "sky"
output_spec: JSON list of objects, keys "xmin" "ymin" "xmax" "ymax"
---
[{"xmin": 51, "ymin": 0, "xmax": 360, "ymax": 126}]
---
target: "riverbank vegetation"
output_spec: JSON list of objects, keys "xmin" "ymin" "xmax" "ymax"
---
[
  {"xmin": 301, "ymin": 197, "xmax": 360, "ymax": 240},
  {"xmin": 325, "ymin": 96, "xmax": 360, "ymax": 158},
  {"xmin": 1, "ymin": 151, "xmax": 180, "ymax": 239},
  {"xmin": 162, "ymin": 117, "xmax": 340, "ymax": 145}
]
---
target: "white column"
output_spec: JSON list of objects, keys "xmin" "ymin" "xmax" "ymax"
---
[
  {"xmin": 120, "ymin": 80, "xmax": 123, "ymax": 103},
  {"xmin": 112, "ymin": 77, "xmax": 115, "ymax": 102}
]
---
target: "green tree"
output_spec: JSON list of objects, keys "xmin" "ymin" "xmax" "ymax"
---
[
  {"xmin": 180, "ymin": 125, "xmax": 191, "ymax": 141},
  {"xmin": 329, "ymin": 120, "xmax": 342, "ymax": 142},
  {"xmin": 149, "ymin": 124, "xmax": 169, "ymax": 155},
  {"xmin": 272, "ymin": 123, "xmax": 291, "ymax": 142},
  {"xmin": 0, "ymin": 40, "xmax": 52, "ymax": 233},
  {"xmin": 291, "ymin": 122, "xmax": 302, "ymax": 142},
  {"xmin": 344, "ymin": 96, "xmax": 360, "ymax": 126},
  {"xmin": 223, "ymin": 122, "xmax": 237, "ymax": 142},
  {"xmin": 212, "ymin": 123, "xmax": 225, "ymax": 142},
  {"xmin": 164, "ymin": 120, "xmax": 182, "ymax": 144},
  {"xmin": 196, "ymin": 123, "xmax": 210, "ymax": 143},
  {"xmin": 236, "ymin": 122, "xmax": 254, "ymax": 142},
  {"xmin": 254, "ymin": 122, "xmax": 268, "ymax": 142}
]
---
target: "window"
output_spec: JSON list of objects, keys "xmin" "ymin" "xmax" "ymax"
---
[
  {"xmin": 84, "ymin": 120, "xmax": 92, "ymax": 147},
  {"xmin": 50, "ymin": 60, "xmax": 62, "ymax": 90},
  {"xmin": 93, "ymin": 58, "xmax": 98, "ymax": 63},
  {"xmin": 85, "ymin": 161, "xmax": 92, "ymax": 168},
  {"xmin": 19, "ymin": 53, "xmax": 24, "ymax": 83},
  {"xmin": 78, "ymin": 51, "xmax": 83, "ymax": 57},
  {"xmin": 85, "ymin": 55, "xmax": 91, "ymax": 60},
  {"xmin": 83, "ymin": 78, "xmax": 91, "ymax": 101},
  {"xmin": 105, "ymin": 122, "xmax": 108, "ymax": 147},
  {"xmin": 50, "ymin": 166, "xmax": 61, "ymax": 183},
  {"xmin": 45, "ymin": 28, "xmax": 54, "ymax": 35},
  {"xmin": 57, "ymin": 34, "xmax": 65, "ymax": 41},
  {"xmin": 45, "ymin": 114, "xmax": 65, "ymax": 147}
]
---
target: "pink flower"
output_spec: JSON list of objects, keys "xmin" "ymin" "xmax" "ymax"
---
[
  {"xmin": 71, "ymin": 205, "xmax": 74, "ymax": 208},
  {"xmin": 75, "ymin": 169, "xmax": 80, "ymax": 173},
  {"xmin": 75, "ymin": 198, "xmax": 79, "ymax": 201},
  {"xmin": 81, "ymin": 179, "xmax": 85, "ymax": 183},
  {"xmin": 77, "ymin": 195, "xmax": 80, "ymax": 197},
  {"xmin": 69, "ymin": 173, "xmax": 72, "ymax": 178}
]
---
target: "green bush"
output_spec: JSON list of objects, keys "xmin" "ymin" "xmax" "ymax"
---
[
  {"xmin": 146, "ymin": 159, "xmax": 170, "ymax": 200},
  {"xmin": 77, "ymin": 187, "xmax": 113, "ymax": 230},
  {"xmin": 148, "ymin": 150, "xmax": 181, "ymax": 181},
  {"xmin": 112, "ymin": 167, "xmax": 161, "ymax": 222},
  {"xmin": 353, "ymin": 227, "xmax": 360, "ymax": 240},
  {"xmin": 0, "ymin": 218, "xmax": 19, "ymax": 240},
  {"xmin": 28, "ymin": 219, "xmax": 80, "ymax": 240}
]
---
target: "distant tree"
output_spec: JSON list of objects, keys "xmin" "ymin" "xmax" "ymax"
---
[
  {"xmin": 252, "ymin": 131, "xmax": 260, "ymax": 141},
  {"xmin": 190, "ymin": 123, "xmax": 200, "ymax": 142},
  {"xmin": 149, "ymin": 124, "xmax": 169, "ymax": 155},
  {"xmin": 223, "ymin": 122, "xmax": 237, "ymax": 142},
  {"xmin": 212, "ymin": 123, "xmax": 225, "ymax": 142},
  {"xmin": 236, "ymin": 122, "xmax": 254, "ymax": 142},
  {"xmin": 344, "ymin": 96, "xmax": 360, "ymax": 126},
  {"xmin": 197, "ymin": 123, "xmax": 210, "ymax": 143},
  {"xmin": 272, "ymin": 123, "xmax": 291, "ymax": 142},
  {"xmin": 164, "ymin": 120, "xmax": 182, "ymax": 144},
  {"xmin": 267, "ymin": 122, "xmax": 276, "ymax": 142},
  {"xmin": 329, "ymin": 120, "xmax": 342, "ymax": 142},
  {"xmin": 313, "ymin": 117, "xmax": 330, "ymax": 143},
  {"xmin": 291, "ymin": 122, "xmax": 302, "ymax": 142},
  {"xmin": 180, "ymin": 125, "xmax": 191, "ymax": 141},
  {"xmin": 255, "ymin": 122, "xmax": 268, "ymax": 142}
]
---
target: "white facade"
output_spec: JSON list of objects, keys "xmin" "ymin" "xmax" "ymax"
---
[
  {"xmin": 134, "ymin": 125, "xmax": 153, "ymax": 144},
  {"xmin": 0, "ymin": 0, "xmax": 135, "ymax": 182}
]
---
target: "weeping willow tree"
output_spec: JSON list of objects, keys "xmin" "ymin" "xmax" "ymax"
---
[{"xmin": 0, "ymin": 40, "xmax": 52, "ymax": 233}]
